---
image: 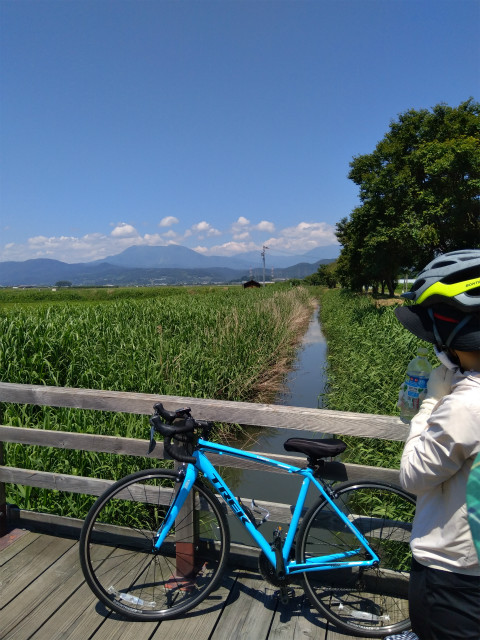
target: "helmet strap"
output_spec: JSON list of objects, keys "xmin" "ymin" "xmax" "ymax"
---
[{"xmin": 427, "ymin": 308, "xmax": 473, "ymax": 350}]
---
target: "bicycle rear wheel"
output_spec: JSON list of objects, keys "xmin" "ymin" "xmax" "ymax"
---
[
  {"xmin": 297, "ymin": 481, "xmax": 415, "ymax": 638},
  {"xmin": 79, "ymin": 468, "xmax": 229, "ymax": 621}
]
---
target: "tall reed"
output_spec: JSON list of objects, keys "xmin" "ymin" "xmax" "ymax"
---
[
  {"xmin": 319, "ymin": 289, "xmax": 435, "ymax": 468},
  {"xmin": 1, "ymin": 285, "xmax": 315, "ymax": 515}
]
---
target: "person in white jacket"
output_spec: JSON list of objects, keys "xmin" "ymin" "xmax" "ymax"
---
[{"xmin": 393, "ymin": 250, "xmax": 480, "ymax": 640}]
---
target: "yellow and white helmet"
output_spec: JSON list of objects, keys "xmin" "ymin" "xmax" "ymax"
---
[
  {"xmin": 402, "ymin": 250, "xmax": 480, "ymax": 310},
  {"xmin": 396, "ymin": 250, "xmax": 480, "ymax": 351}
]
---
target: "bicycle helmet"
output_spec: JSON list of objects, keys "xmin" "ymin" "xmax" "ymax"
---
[
  {"xmin": 395, "ymin": 250, "xmax": 480, "ymax": 351},
  {"xmin": 402, "ymin": 249, "xmax": 480, "ymax": 310}
]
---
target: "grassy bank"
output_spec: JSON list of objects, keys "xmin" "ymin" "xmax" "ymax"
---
[
  {"xmin": 319, "ymin": 288, "xmax": 434, "ymax": 468},
  {"xmin": 1, "ymin": 284, "xmax": 315, "ymax": 514}
]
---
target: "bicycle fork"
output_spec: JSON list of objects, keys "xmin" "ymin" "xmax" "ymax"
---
[{"xmin": 152, "ymin": 463, "xmax": 199, "ymax": 551}]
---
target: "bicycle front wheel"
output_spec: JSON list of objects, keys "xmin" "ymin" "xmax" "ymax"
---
[
  {"xmin": 297, "ymin": 481, "xmax": 415, "ymax": 638},
  {"xmin": 79, "ymin": 468, "xmax": 229, "ymax": 621}
]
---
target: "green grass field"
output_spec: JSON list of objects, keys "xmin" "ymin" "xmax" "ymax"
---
[
  {"xmin": 1, "ymin": 284, "xmax": 426, "ymax": 515},
  {"xmin": 318, "ymin": 288, "xmax": 435, "ymax": 468},
  {"xmin": 1, "ymin": 284, "xmax": 316, "ymax": 514}
]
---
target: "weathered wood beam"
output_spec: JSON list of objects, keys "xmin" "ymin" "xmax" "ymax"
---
[
  {"xmin": 0, "ymin": 382, "xmax": 408, "ymax": 441},
  {"xmin": 0, "ymin": 425, "xmax": 400, "ymax": 484}
]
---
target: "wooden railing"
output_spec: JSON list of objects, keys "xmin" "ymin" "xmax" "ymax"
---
[{"xmin": 0, "ymin": 381, "xmax": 409, "ymax": 538}]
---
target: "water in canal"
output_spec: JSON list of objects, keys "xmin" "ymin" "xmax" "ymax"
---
[{"xmin": 225, "ymin": 307, "xmax": 329, "ymax": 542}]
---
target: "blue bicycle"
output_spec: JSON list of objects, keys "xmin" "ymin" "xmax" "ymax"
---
[{"xmin": 79, "ymin": 403, "xmax": 415, "ymax": 637}]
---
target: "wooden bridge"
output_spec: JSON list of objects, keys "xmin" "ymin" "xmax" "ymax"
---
[{"xmin": 0, "ymin": 382, "xmax": 409, "ymax": 639}]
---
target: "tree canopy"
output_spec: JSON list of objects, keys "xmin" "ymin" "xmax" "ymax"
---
[
  {"xmin": 304, "ymin": 263, "xmax": 337, "ymax": 288},
  {"xmin": 336, "ymin": 99, "xmax": 480, "ymax": 295}
]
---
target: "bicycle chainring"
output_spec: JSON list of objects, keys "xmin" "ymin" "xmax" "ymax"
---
[{"xmin": 258, "ymin": 551, "xmax": 291, "ymax": 586}]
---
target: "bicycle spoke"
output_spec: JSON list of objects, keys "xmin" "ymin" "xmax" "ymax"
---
[
  {"xmin": 298, "ymin": 482, "xmax": 414, "ymax": 638},
  {"xmin": 80, "ymin": 469, "xmax": 229, "ymax": 620}
]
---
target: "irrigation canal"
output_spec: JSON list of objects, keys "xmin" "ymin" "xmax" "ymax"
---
[{"xmin": 227, "ymin": 307, "xmax": 329, "ymax": 542}]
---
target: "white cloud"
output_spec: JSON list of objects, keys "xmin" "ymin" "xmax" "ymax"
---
[
  {"xmin": 143, "ymin": 233, "xmax": 165, "ymax": 244},
  {"xmin": 0, "ymin": 219, "xmax": 339, "ymax": 263},
  {"xmin": 264, "ymin": 222, "xmax": 338, "ymax": 253},
  {"xmin": 232, "ymin": 216, "xmax": 250, "ymax": 230},
  {"xmin": 254, "ymin": 220, "xmax": 275, "ymax": 233},
  {"xmin": 197, "ymin": 221, "xmax": 338, "ymax": 257},
  {"xmin": 191, "ymin": 221, "xmax": 210, "ymax": 233},
  {"xmin": 198, "ymin": 240, "xmax": 260, "ymax": 256},
  {"xmin": 231, "ymin": 217, "xmax": 250, "ymax": 234},
  {"xmin": 111, "ymin": 223, "xmax": 139, "ymax": 238},
  {"xmin": 191, "ymin": 221, "xmax": 222, "ymax": 237},
  {"xmin": 281, "ymin": 221, "xmax": 337, "ymax": 241},
  {"xmin": 231, "ymin": 217, "xmax": 275, "ymax": 236},
  {"xmin": 232, "ymin": 231, "xmax": 250, "ymax": 241},
  {"xmin": 2, "ymin": 231, "xmax": 165, "ymax": 263},
  {"xmin": 158, "ymin": 216, "xmax": 179, "ymax": 227}
]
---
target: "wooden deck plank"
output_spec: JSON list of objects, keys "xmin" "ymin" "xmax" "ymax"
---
[
  {"xmin": 210, "ymin": 572, "xmax": 277, "ymax": 640},
  {"xmin": 0, "ymin": 533, "xmax": 75, "ymax": 610},
  {"xmin": 76, "ymin": 566, "xmax": 236, "ymax": 640},
  {"xmin": 268, "ymin": 592, "xmax": 328, "ymax": 639},
  {"xmin": 138, "ymin": 573, "xmax": 236, "ymax": 640},
  {"xmin": 0, "ymin": 529, "xmax": 39, "ymax": 565},
  {"xmin": 325, "ymin": 625, "xmax": 371, "ymax": 640},
  {"xmin": 86, "ymin": 617, "xmax": 161, "ymax": 640},
  {"xmin": 1, "ymin": 542, "xmax": 83, "ymax": 639},
  {"xmin": 26, "ymin": 576, "xmax": 112, "ymax": 640},
  {"xmin": 0, "ymin": 532, "xmax": 370, "ymax": 639},
  {"xmin": 16, "ymin": 548, "xmax": 231, "ymax": 640}
]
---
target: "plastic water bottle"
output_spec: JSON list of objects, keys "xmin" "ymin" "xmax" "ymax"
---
[{"xmin": 399, "ymin": 347, "xmax": 432, "ymax": 423}]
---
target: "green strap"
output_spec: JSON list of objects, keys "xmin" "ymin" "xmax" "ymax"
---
[{"xmin": 467, "ymin": 451, "xmax": 480, "ymax": 561}]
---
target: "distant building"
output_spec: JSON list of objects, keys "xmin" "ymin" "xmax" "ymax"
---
[{"xmin": 243, "ymin": 279, "xmax": 261, "ymax": 289}]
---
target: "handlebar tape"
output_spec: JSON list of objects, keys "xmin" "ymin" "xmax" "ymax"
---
[
  {"xmin": 150, "ymin": 404, "xmax": 214, "ymax": 464},
  {"xmin": 149, "ymin": 414, "xmax": 196, "ymax": 463},
  {"xmin": 163, "ymin": 439, "xmax": 196, "ymax": 464},
  {"xmin": 149, "ymin": 414, "xmax": 194, "ymax": 434}
]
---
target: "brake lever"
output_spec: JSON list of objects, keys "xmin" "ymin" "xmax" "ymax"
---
[{"xmin": 148, "ymin": 425, "xmax": 156, "ymax": 454}]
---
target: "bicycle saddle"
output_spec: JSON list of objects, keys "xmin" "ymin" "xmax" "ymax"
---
[{"xmin": 284, "ymin": 437, "xmax": 346, "ymax": 460}]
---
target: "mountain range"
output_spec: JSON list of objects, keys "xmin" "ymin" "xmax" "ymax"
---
[{"xmin": 0, "ymin": 244, "xmax": 339, "ymax": 287}]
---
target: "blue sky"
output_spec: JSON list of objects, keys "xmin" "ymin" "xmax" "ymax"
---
[{"xmin": 1, "ymin": 0, "xmax": 478, "ymax": 265}]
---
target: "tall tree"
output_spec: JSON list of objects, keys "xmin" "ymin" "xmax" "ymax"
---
[{"xmin": 337, "ymin": 99, "xmax": 480, "ymax": 294}]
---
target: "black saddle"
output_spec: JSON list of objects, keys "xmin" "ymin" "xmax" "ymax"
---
[{"xmin": 284, "ymin": 437, "xmax": 346, "ymax": 460}]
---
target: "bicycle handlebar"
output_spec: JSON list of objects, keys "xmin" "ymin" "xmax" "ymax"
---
[{"xmin": 148, "ymin": 403, "xmax": 214, "ymax": 464}]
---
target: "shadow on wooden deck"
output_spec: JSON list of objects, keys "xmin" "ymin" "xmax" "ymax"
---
[{"xmin": 0, "ymin": 530, "xmax": 369, "ymax": 640}]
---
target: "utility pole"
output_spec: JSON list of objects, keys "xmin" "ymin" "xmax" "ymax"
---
[{"xmin": 261, "ymin": 245, "xmax": 269, "ymax": 286}]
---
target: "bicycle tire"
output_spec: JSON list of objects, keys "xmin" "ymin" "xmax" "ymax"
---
[
  {"xmin": 79, "ymin": 468, "xmax": 230, "ymax": 621},
  {"xmin": 296, "ymin": 481, "xmax": 415, "ymax": 637}
]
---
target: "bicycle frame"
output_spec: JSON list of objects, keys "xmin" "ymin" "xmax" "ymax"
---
[{"xmin": 153, "ymin": 438, "xmax": 380, "ymax": 575}]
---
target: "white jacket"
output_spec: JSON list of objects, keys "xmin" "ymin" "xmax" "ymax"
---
[{"xmin": 399, "ymin": 365, "xmax": 480, "ymax": 576}]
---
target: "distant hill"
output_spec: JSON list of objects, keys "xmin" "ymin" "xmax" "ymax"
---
[
  {"xmin": 96, "ymin": 245, "xmax": 252, "ymax": 270},
  {"xmin": 0, "ymin": 244, "xmax": 338, "ymax": 287},
  {"xmin": 97, "ymin": 244, "xmax": 339, "ymax": 270}
]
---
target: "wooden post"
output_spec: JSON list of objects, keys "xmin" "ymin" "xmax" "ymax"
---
[
  {"xmin": 0, "ymin": 398, "xmax": 6, "ymax": 536},
  {"xmin": 0, "ymin": 439, "xmax": 7, "ymax": 536}
]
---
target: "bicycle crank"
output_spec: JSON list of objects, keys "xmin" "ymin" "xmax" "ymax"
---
[{"xmin": 258, "ymin": 551, "xmax": 292, "ymax": 587}]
